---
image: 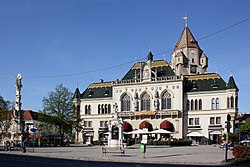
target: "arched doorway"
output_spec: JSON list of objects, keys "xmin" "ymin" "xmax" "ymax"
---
[
  {"xmin": 160, "ymin": 120, "xmax": 174, "ymax": 132},
  {"xmin": 139, "ymin": 121, "xmax": 153, "ymax": 131}
]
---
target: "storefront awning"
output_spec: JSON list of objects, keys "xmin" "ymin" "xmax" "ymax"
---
[
  {"xmin": 210, "ymin": 131, "xmax": 222, "ymax": 135},
  {"xmin": 187, "ymin": 131, "xmax": 204, "ymax": 137}
]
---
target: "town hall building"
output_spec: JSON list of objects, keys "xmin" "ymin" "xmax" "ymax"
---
[{"xmin": 73, "ymin": 23, "xmax": 239, "ymax": 145}]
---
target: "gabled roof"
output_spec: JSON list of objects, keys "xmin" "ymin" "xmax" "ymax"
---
[
  {"xmin": 82, "ymin": 82, "xmax": 112, "ymax": 99},
  {"xmin": 227, "ymin": 76, "xmax": 239, "ymax": 91},
  {"xmin": 184, "ymin": 73, "xmax": 227, "ymax": 92},
  {"xmin": 175, "ymin": 26, "xmax": 200, "ymax": 50},
  {"xmin": 0, "ymin": 110, "xmax": 39, "ymax": 120},
  {"xmin": 122, "ymin": 60, "xmax": 175, "ymax": 80}
]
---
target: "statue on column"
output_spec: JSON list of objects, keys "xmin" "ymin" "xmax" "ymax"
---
[{"xmin": 14, "ymin": 74, "xmax": 22, "ymax": 120}]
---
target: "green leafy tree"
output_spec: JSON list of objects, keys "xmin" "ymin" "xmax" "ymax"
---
[
  {"xmin": 239, "ymin": 117, "xmax": 250, "ymax": 134},
  {"xmin": 41, "ymin": 84, "xmax": 73, "ymax": 146},
  {"xmin": 0, "ymin": 95, "xmax": 12, "ymax": 110}
]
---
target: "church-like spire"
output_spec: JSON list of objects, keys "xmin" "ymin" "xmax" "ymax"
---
[
  {"xmin": 175, "ymin": 26, "xmax": 200, "ymax": 50},
  {"xmin": 227, "ymin": 75, "xmax": 239, "ymax": 91},
  {"xmin": 73, "ymin": 87, "xmax": 81, "ymax": 99}
]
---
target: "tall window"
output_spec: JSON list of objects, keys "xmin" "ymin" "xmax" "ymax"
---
[
  {"xmin": 121, "ymin": 94, "xmax": 131, "ymax": 111},
  {"xmin": 85, "ymin": 105, "xmax": 91, "ymax": 115},
  {"xmin": 162, "ymin": 92, "xmax": 171, "ymax": 110},
  {"xmin": 216, "ymin": 98, "xmax": 219, "ymax": 109},
  {"xmin": 230, "ymin": 96, "xmax": 234, "ymax": 108},
  {"xmin": 98, "ymin": 104, "xmax": 101, "ymax": 114},
  {"xmin": 210, "ymin": 117, "xmax": 215, "ymax": 124},
  {"xmin": 199, "ymin": 99, "xmax": 202, "ymax": 110},
  {"xmin": 187, "ymin": 100, "xmax": 190, "ymax": 110},
  {"xmin": 141, "ymin": 93, "xmax": 150, "ymax": 111},
  {"xmin": 195, "ymin": 99, "xmax": 198, "ymax": 110},
  {"xmin": 108, "ymin": 104, "xmax": 111, "ymax": 114},
  {"xmin": 235, "ymin": 96, "xmax": 238, "ymax": 109},
  {"xmin": 227, "ymin": 97, "xmax": 230, "ymax": 108},
  {"xmin": 211, "ymin": 98, "xmax": 215, "ymax": 110},
  {"xmin": 216, "ymin": 117, "xmax": 221, "ymax": 124},
  {"xmin": 191, "ymin": 100, "xmax": 194, "ymax": 110}
]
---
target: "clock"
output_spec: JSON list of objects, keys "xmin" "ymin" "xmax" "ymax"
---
[{"xmin": 190, "ymin": 65, "xmax": 196, "ymax": 73}]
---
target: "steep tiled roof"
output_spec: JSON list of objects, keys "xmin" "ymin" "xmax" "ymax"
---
[
  {"xmin": 184, "ymin": 73, "xmax": 227, "ymax": 92},
  {"xmin": 175, "ymin": 27, "xmax": 200, "ymax": 50},
  {"xmin": 82, "ymin": 82, "xmax": 112, "ymax": 99},
  {"xmin": 0, "ymin": 110, "xmax": 39, "ymax": 120},
  {"xmin": 122, "ymin": 60, "xmax": 175, "ymax": 80},
  {"xmin": 227, "ymin": 76, "xmax": 239, "ymax": 91}
]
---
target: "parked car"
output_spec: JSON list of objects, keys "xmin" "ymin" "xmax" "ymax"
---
[{"xmin": 240, "ymin": 140, "xmax": 250, "ymax": 146}]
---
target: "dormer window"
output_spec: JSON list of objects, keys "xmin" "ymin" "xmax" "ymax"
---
[
  {"xmin": 104, "ymin": 88, "xmax": 109, "ymax": 96},
  {"xmin": 88, "ymin": 90, "xmax": 93, "ymax": 97}
]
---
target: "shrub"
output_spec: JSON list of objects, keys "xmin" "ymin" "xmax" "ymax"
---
[
  {"xmin": 92, "ymin": 140, "xmax": 103, "ymax": 146},
  {"xmin": 233, "ymin": 146, "xmax": 250, "ymax": 158}
]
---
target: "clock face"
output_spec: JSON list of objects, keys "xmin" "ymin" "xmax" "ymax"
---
[{"xmin": 190, "ymin": 65, "xmax": 196, "ymax": 73}]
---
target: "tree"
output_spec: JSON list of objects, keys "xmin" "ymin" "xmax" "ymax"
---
[
  {"xmin": 41, "ymin": 84, "xmax": 73, "ymax": 146},
  {"xmin": 0, "ymin": 95, "xmax": 12, "ymax": 110},
  {"xmin": 239, "ymin": 117, "xmax": 250, "ymax": 134},
  {"xmin": 0, "ymin": 95, "xmax": 13, "ymax": 141}
]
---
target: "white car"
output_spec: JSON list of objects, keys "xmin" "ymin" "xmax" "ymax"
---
[{"xmin": 240, "ymin": 140, "xmax": 250, "ymax": 146}]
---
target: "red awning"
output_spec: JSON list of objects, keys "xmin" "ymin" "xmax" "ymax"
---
[
  {"xmin": 139, "ymin": 121, "xmax": 153, "ymax": 131},
  {"xmin": 160, "ymin": 120, "xmax": 174, "ymax": 132},
  {"xmin": 123, "ymin": 122, "xmax": 133, "ymax": 132}
]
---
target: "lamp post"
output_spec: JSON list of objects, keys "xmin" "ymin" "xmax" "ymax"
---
[{"xmin": 225, "ymin": 114, "xmax": 231, "ymax": 162}]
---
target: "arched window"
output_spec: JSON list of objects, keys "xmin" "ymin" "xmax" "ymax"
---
[
  {"xmin": 76, "ymin": 105, "xmax": 80, "ymax": 117},
  {"xmin": 108, "ymin": 104, "xmax": 111, "ymax": 114},
  {"xmin": 211, "ymin": 98, "xmax": 215, "ymax": 110},
  {"xmin": 187, "ymin": 100, "xmax": 190, "ymax": 111},
  {"xmin": 235, "ymin": 96, "xmax": 238, "ymax": 109},
  {"xmin": 230, "ymin": 96, "xmax": 234, "ymax": 108},
  {"xmin": 85, "ymin": 105, "xmax": 88, "ymax": 115},
  {"xmin": 199, "ymin": 99, "xmax": 202, "ymax": 110},
  {"xmin": 191, "ymin": 100, "xmax": 194, "ymax": 110},
  {"xmin": 101, "ymin": 104, "xmax": 104, "ymax": 114},
  {"xmin": 121, "ymin": 94, "xmax": 131, "ymax": 111},
  {"xmin": 88, "ymin": 105, "xmax": 91, "ymax": 114},
  {"xmin": 227, "ymin": 97, "xmax": 230, "ymax": 108},
  {"xmin": 195, "ymin": 99, "xmax": 198, "ymax": 110},
  {"xmin": 105, "ymin": 104, "xmax": 108, "ymax": 114},
  {"xmin": 141, "ymin": 93, "xmax": 150, "ymax": 111},
  {"xmin": 216, "ymin": 98, "xmax": 219, "ymax": 109},
  {"xmin": 98, "ymin": 104, "xmax": 101, "ymax": 114},
  {"xmin": 162, "ymin": 92, "xmax": 171, "ymax": 110}
]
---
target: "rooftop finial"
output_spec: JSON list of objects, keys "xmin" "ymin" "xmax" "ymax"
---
[
  {"xmin": 230, "ymin": 70, "xmax": 233, "ymax": 77},
  {"xmin": 183, "ymin": 13, "xmax": 188, "ymax": 27},
  {"xmin": 149, "ymin": 44, "xmax": 151, "ymax": 52}
]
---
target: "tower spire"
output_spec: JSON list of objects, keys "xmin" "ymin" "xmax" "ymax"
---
[{"xmin": 183, "ymin": 13, "xmax": 188, "ymax": 27}]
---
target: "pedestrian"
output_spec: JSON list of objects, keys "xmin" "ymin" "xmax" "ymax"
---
[
  {"xmin": 22, "ymin": 138, "xmax": 27, "ymax": 153},
  {"xmin": 5, "ymin": 141, "xmax": 10, "ymax": 151}
]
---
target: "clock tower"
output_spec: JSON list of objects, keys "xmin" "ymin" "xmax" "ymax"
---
[{"xmin": 171, "ymin": 19, "xmax": 208, "ymax": 76}]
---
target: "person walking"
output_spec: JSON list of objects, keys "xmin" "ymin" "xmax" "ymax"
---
[{"xmin": 22, "ymin": 138, "xmax": 27, "ymax": 153}]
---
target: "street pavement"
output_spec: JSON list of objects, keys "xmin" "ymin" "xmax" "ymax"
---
[{"xmin": 0, "ymin": 145, "xmax": 236, "ymax": 166}]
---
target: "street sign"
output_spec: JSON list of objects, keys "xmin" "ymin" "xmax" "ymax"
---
[{"xmin": 30, "ymin": 128, "xmax": 37, "ymax": 133}]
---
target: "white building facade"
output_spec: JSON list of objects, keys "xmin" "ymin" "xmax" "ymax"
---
[{"xmin": 73, "ymin": 24, "xmax": 238, "ymax": 144}]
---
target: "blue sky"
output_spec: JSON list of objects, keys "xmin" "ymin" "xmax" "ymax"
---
[{"xmin": 0, "ymin": 0, "xmax": 249, "ymax": 113}]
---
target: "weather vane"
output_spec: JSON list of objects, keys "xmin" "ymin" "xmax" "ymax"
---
[{"xmin": 183, "ymin": 13, "xmax": 188, "ymax": 27}]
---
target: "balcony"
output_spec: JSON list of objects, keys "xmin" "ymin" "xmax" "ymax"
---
[{"xmin": 118, "ymin": 110, "xmax": 180, "ymax": 118}]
